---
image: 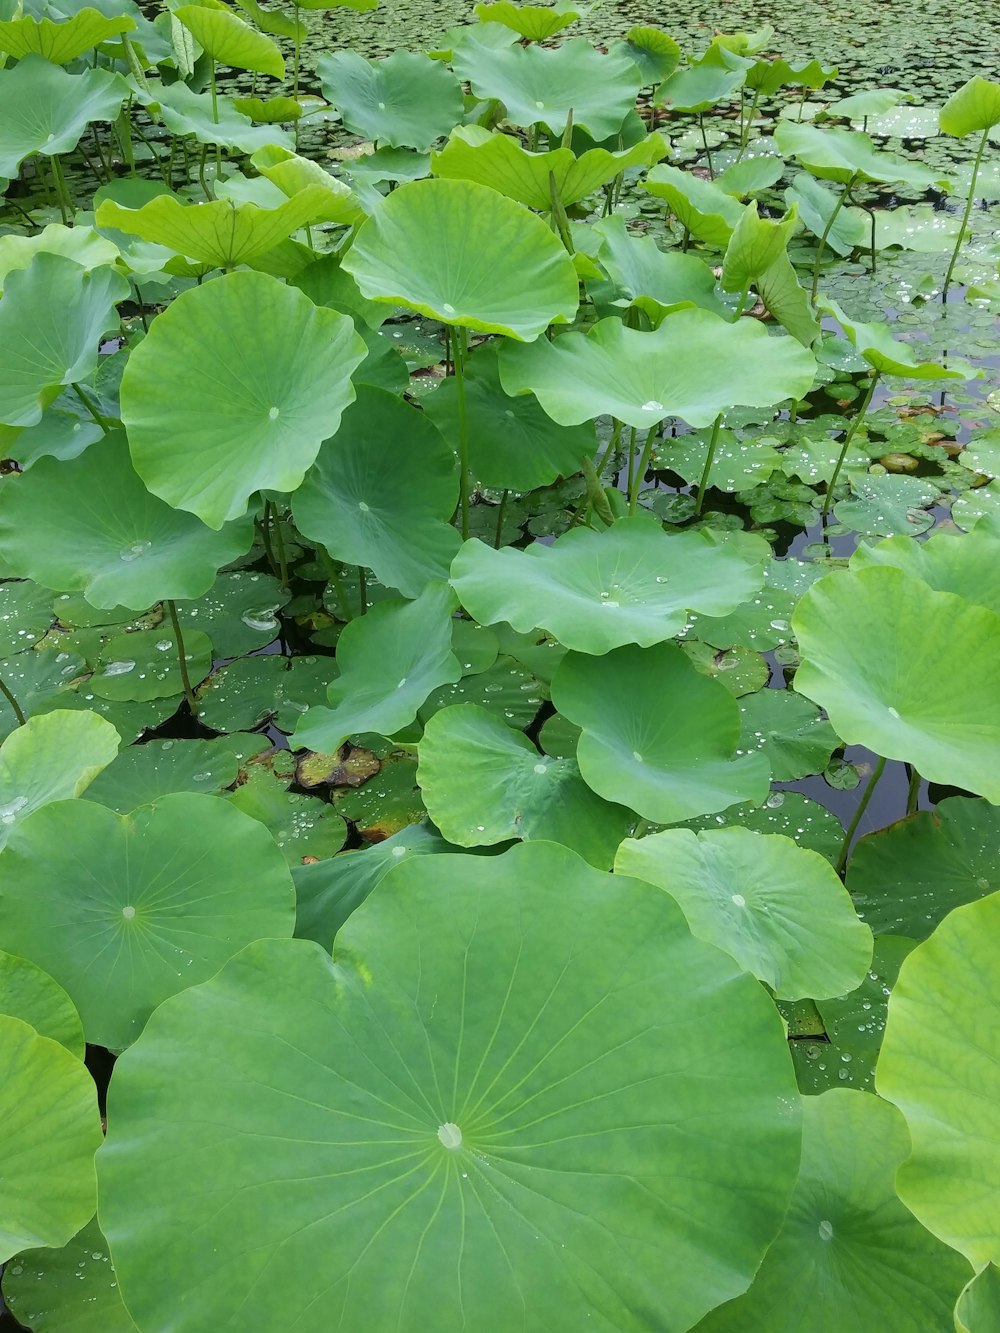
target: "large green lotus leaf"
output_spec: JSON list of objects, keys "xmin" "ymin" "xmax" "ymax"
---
[
  {"xmin": 82, "ymin": 735, "xmax": 266, "ymax": 812},
  {"xmin": 588, "ymin": 215, "xmax": 727, "ymax": 320},
  {"xmin": 616, "ymin": 827, "xmax": 871, "ymax": 999},
  {"xmin": 121, "ymin": 272, "xmax": 367, "ymax": 528},
  {"xmin": 95, "ymin": 191, "xmax": 342, "ymax": 269},
  {"xmin": 956, "ymin": 1266, "xmax": 1000, "ymax": 1333},
  {"xmin": 451, "ymin": 518, "xmax": 769, "ymax": 654},
  {"xmin": 0, "ymin": 1014, "xmax": 102, "ymax": 1263},
  {"xmin": 196, "ymin": 653, "xmax": 332, "ymax": 733},
  {"xmin": 422, "ymin": 342, "xmax": 594, "ymax": 491},
  {"xmin": 847, "ymin": 797, "xmax": 1000, "ymax": 938},
  {"xmin": 292, "ymin": 583, "xmax": 461, "ymax": 752},
  {"xmin": 430, "ymin": 125, "xmax": 667, "ymax": 210},
  {"xmin": 655, "ymin": 58, "xmax": 746, "ymax": 113},
  {"xmin": 452, "ymin": 36, "xmax": 642, "ymax": 140},
  {"xmin": 90, "ymin": 627, "xmax": 212, "ymax": 703},
  {"xmin": 0, "ymin": 948, "xmax": 85, "ymax": 1058},
  {"xmin": 737, "ymin": 688, "xmax": 839, "ymax": 781},
  {"xmin": 774, "ymin": 120, "xmax": 948, "ymax": 187},
  {"xmin": 785, "ymin": 173, "xmax": 869, "ymax": 256},
  {"xmin": 0, "ymin": 435, "xmax": 254, "ymax": 610},
  {"xmin": 1, "ymin": 1216, "xmax": 136, "ymax": 1333},
  {"xmin": 551, "ymin": 643, "xmax": 771, "ymax": 823},
  {"xmin": 292, "ymin": 387, "xmax": 459, "ymax": 599},
  {"xmin": 940, "ymin": 75, "xmax": 1000, "ymax": 136},
  {"xmin": 174, "ymin": 570, "xmax": 288, "ymax": 657},
  {"xmin": 249, "ymin": 145, "xmax": 365, "ymax": 225},
  {"xmin": 98, "ymin": 840, "xmax": 801, "ymax": 1333},
  {"xmin": 0, "ymin": 255, "xmax": 128, "ymax": 430},
  {"xmin": 473, "ymin": 1, "xmax": 578, "ymax": 40},
  {"xmin": 792, "ymin": 566, "xmax": 1000, "ymax": 801},
  {"xmin": 498, "ymin": 310, "xmax": 816, "ymax": 430},
  {"xmin": 877, "ymin": 889, "xmax": 1000, "ymax": 1267},
  {"xmin": 0, "ymin": 6, "xmax": 133, "ymax": 61},
  {"xmin": 0, "ymin": 793, "xmax": 295, "ymax": 1050},
  {"xmin": 658, "ymin": 426, "xmax": 781, "ymax": 492},
  {"xmin": 174, "ymin": 4, "xmax": 283, "ymax": 75},
  {"xmin": 292, "ymin": 822, "xmax": 449, "ymax": 947},
  {"xmin": 0, "ymin": 579, "xmax": 53, "ymax": 658},
  {"xmin": 142, "ymin": 81, "xmax": 293, "ymax": 152},
  {"xmin": 342, "ymin": 179, "xmax": 579, "ymax": 340},
  {"xmin": 0, "ymin": 708, "xmax": 119, "ymax": 852},
  {"xmin": 317, "ymin": 49, "xmax": 463, "ymax": 151},
  {"xmin": 642, "ymin": 164, "xmax": 745, "ymax": 246},
  {"xmin": 417, "ymin": 702, "xmax": 631, "ymax": 867},
  {"xmin": 818, "ymin": 298, "xmax": 972, "ymax": 379},
  {"xmin": 693, "ymin": 1089, "xmax": 971, "ymax": 1333},
  {"xmin": 0, "ymin": 224, "xmax": 120, "ymax": 295},
  {"xmin": 851, "ymin": 526, "xmax": 1000, "ymax": 615},
  {"xmin": 0, "ymin": 56, "xmax": 128, "ymax": 177}
]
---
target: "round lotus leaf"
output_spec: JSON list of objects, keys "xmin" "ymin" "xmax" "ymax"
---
[
  {"xmin": 0, "ymin": 578, "xmax": 54, "ymax": 657},
  {"xmin": 0, "ymin": 1014, "xmax": 101, "ymax": 1262},
  {"xmin": 877, "ymin": 890, "xmax": 1000, "ymax": 1267},
  {"xmin": 1, "ymin": 1215, "xmax": 136, "ymax": 1333},
  {"xmin": 0, "ymin": 223, "xmax": 120, "ymax": 294},
  {"xmin": 98, "ymin": 840, "xmax": 801, "ymax": 1332},
  {"xmin": 655, "ymin": 58, "xmax": 746, "ymax": 114},
  {"xmin": 956, "ymin": 1265, "xmax": 1000, "ymax": 1333},
  {"xmin": 792, "ymin": 565, "xmax": 1000, "ymax": 802},
  {"xmin": 418, "ymin": 702, "xmax": 631, "ymax": 867},
  {"xmin": 0, "ymin": 949, "xmax": 84, "ymax": 1058},
  {"xmin": 693, "ymin": 1089, "xmax": 971, "ymax": 1333},
  {"xmin": 417, "ymin": 653, "xmax": 545, "ymax": 728},
  {"xmin": 681, "ymin": 640, "xmax": 769, "ymax": 697},
  {"xmin": 0, "ymin": 434, "xmax": 255, "ymax": 610},
  {"xmin": 774, "ymin": 120, "xmax": 948, "ymax": 188},
  {"xmin": 0, "ymin": 708, "xmax": 119, "ymax": 851},
  {"xmin": 293, "ymin": 387, "xmax": 459, "ymax": 598},
  {"xmin": 451, "ymin": 518, "xmax": 769, "ymax": 655},
  {"xmin": 682, "ymin": 791, "xmax": 844, "ymax": 863},
  {"xmin": 173, "ymin": 570, "xmax": 288, "ymax": 658},
  {"xmin": 342, "ymin": 178, "xmax": 579, "ymax": 341},
  {"xmin": 0, "ymin": 793, "xmax": 296, "ymax": 1050},
  {"xmin": 737, "ymin": 688, "xmax": 839, "ymax": 781},
  {"xmin": 0, "ymin": 254, "xmax": 128, "ymax": 430},
  {"xmin": 317, "ymin": 49, "xmax": 464, "ymax": 150},
  {"xmin": 292, "ymin": 583, "xmax": 461, "ymax": 754},
  {"xmin": 551, "ymin": 643, "xmax": 771, "ymax": 823},
  {"xmin": 498, "ymin": 310, "xmax": 817, "ymax": 430},
  {"xmin": 452, "ymin": 35, "xmax": 641, "ymax": 140},
  {"xmin": 851, "ymin": 525, "xmax": 1000, "ymax": 616},
  {"xmin": 589, "ymin": 214, "xmax": 727, "ymax": 321},
  {"xmin": 617, "ymin": 827, "xmax": 871, "ymax": 999},
  {"xmin": 81, "ymin": 735, "xmax": 266, "ymax": 813},
  {"xmin": 120, "ymin": 271, "xmax": 368, "ymax": 529},
  {"xmin": 688, "ymin": 578, "xmax": 797, "ymax": 653},
  {"xmin": 834, "ymin": 473, "xmax": 936, "ymax": 539},
  {"xmin": 0, "ymin": 646, "xmax": 89, "ymax": 742},
  {"xmin": 41, "ymin": 687, "xmax": 182, "ymax": 746},
  {"xmin": 90, "ymin": 627, "xmax": 212, "ymax": 702},
  {"xmin": 848, "ymin": 797, "xmax": 1000, "ymax": 939},
  {"xmin": 196, "ymin": 653, "xmax": 334, "ymax": 733},
  {"xmin": 0, "ymin": 56, "xmax": 128, "ymax": 178}
]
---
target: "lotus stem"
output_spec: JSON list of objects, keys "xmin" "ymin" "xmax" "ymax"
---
[
  {"xmin": 49, "ymin": 154, "xmax": 73, "ymax": 224},
  {"xmin": 548, "ymin": 171, "xmax": 574, "ymax": 254},
  {"xmin": 259, "ymin": 504, "xmax": 279, "ymax": 578},
  {"xmin": 698, "ymin": 114, "xmax": 714, "ymax": 178},
  {"xmin": 452, "ymin": 326, "xmax": 471, "ymax": 541},
  {"xmin": 628, "ymin": 424, "xmax": 660, "ymax": 515},
  {"xmin": 836, "ymin": 754, "xmax": 886, "ymax": 875},
  {"xmin": 209, "ymin": 61, "xmax": 222, "ymax": 181},
  {"xmin": 906, "ymin": 765, "xmax": 921, "ymax": 816},
  {"xmin": 737, "ymin": 87, "xmax": 761, "ymax": 158},
  {"xmin": 694, "ymin": 413, "xmax": 724, "ymax": 515},
  {"xmin": 0, "ymin": 675, "xmax": 25, "ymax": 727},
  {"xmin": 357, "ymin": 566, "xmax": 368, "ymax": 616},
  {"xmin": 626, "ymin": 425, "xmax": 637, "ymax": 496},
  {"xmin": 733, "ymin": 281, "xmax": 752, "ymax": 322},
  {"xmin": 270, "ymin": 502, "xmax": 290, "ymax": 589},
  {"xmin": 943, "ymin": 125, "xmax": 990, "ymax": 300},
  {"xmin": 166, "ymin": 599, "xmax": 199, "ymax": 716},
  {"xmin": 71, "ymin": 383, "xmax": 112, "ymax": 433},
  {"xmin": 493, "ymin": 490, "xmax": 508, "ymax": 548},
  {"xmin": 821, "ymin": 373, "xmax": 878, "ymax": 519},
  {"xmin": 568, "ymin": 421, "xmax": 624, "ymax": 530},
  {"xmin": 316, "ymin": 545, "xmax": 353, "ymax": 621},
  {"xmin": 810, "ymin": 170, "xmax": 858, "ymax": 303}
]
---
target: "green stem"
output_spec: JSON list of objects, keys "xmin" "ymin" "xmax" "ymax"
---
[
  {"xmin": 166, "ymin": 599, "xmax": 199, "ymax": 715},
  {"xmin": 810, "ymin": 172, "xmax": 857, "ymax": 303},
  {"xmin": 0, "ymin": 674, "xmax": 25, "ymax": 727},
  {"xmin": 943, "ymin": 126, "xmax": 990, "ymax": 299},
  {"xmin": 629, "ymin": 424, "xmax": 659, "ymax": 515},
  {"xmin": 548, "ymin": 169, "xmax": 574, "ymax": 254},
  {"xmin": 71, "ymin": 383, "xmax": 112, "ymax": 433},
  {"xmin": 493, "ymin": 490, "xmax": 508, "ymax": 549},
  {"xmin": 271, "ymin": 503, "xmax": 290, "ymax": 589},
  {"xmin": 737, "ymin": 87, "xmax": 761, "ymax": 157},
  {"xmin": 317, "ymin": 546, "xmax": 353, "ymax": 621},
  {"xmin": 357, "ymin": 566, "xmax": 368, "ymax": 616},
  {"xmin": 133, "ymin": 280, "xmax": 150, "ymax": 334},
  {"xmin": 567, "ymin": 421, "xmax": 624, "ymax": 531},
  {"xmin": 632, "ymin": 818, "xmax": 652, "ymax": 839},
  {"xmin": 48, "ymin": 155, "xmax": 70, "ymax": 224},
  {"xmin": 209, "ymin": 61, "xmax": 222, "ymax": 181},
  {"xmin": 906, "ymin": 765, "xmax": 921, "ymax": 816},
  {"xmin": 453, "ymin": 326, "xmax": 471, "ymax": 540},
  {"xmin": 698, "ymin": 113, "xmax": 714, "ymax": 178},
  {"xmin": 626, "ymin": 425, "xmax": 637, "ymax": 499},
  {"xmin": 694, "ymin": 413, "xmax": 724, "ymax": 515},
  {"xmin": 836, "ymin": 755, "xmax": 886, "ymax": 875},
  {"xmin": 821, "ymin": 373, "xmax": 878, "ymax": 519}
]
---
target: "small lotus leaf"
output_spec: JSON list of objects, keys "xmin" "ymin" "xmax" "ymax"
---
[
  {"xmin": 317, "ymin": 49, "xmax": 464, "ymax": 150},
  {"xmin": 737, "ymin": 688, "xmax": 839, "ymax": 781},
  {"xmin": 716, "ymin": 155, "xmax": 786, "ymax": 197},
  {"xmin": 588, "ymin": 214, "xmax": 726, "ymax": 320},
  {"xmin": 1, "ymin": 1216, "xmax": 136, "ymax": 1333},
  {"xmin": 785, "ymin": 172, "xmax": 868, "ymax": 255},
  {"xmin": 343, "ymin": 178, "xmax": 579, "ymax": 340},
  {"xmin": 0, "ymin": 579, "xmax": 53, "ymax": 658},
  {"xmin": 173, "ymin": 570, "xmax": 287, "ymax": 657},
  {"xmin": 174, "ymin": 4, "xmax": 284, "ymax": 76},
  {"xmin": 0, "ymin": 56, "xmax": 128, "ymax": 177},
  {"xmin": 745, "ymin": 56, "xmax": 836, "ymax": 95},
  {"xmin": 82, "ymin": 735, "xmax": 263, "ymax": 812},
  {"xmin": 196, "ymin": 653, "xmax": 333, "ymax": 733},
  {"xmin": 611, "ymin": 25, "xmax": 681, "ymax": 85},
  {"xmin": 655, "ymin": 58, "xmax": 746, "ymax": 113},
  {"xmin": 227, "ymin": 759, "xmax": 348, "ymax": 866},
  {"xmin": 0, "ymin": 949, "xmax": 85, "ymax": 1057},
  {"xmin": 0, "ymin": 647, "xmax": 89, "ymax": 742}
]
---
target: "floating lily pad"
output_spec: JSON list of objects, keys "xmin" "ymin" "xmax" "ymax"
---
[
  {"xmin": 197, "ymin": 653, "xmax": 333, "ymax": 733},
  {"xmin": 1, "ymin": 1215, "xmax": 136, "ymax": 1333},
  {"xmin": 690, "ymin": 582, "xmax": 798, "ymax": 652},
  {"xmin": 0, "ymin": 647, "xmax": 88, "ymax": 742},
  {"xmin": 331, "ymin": 753, "xmax": 425, "ymax": 839},
  {"xmin": 0, "ymin": 579, "xmax": 53, "ymax": 658},
  {"xmin": 0, "ymin": 949, "xmax": 85, "ymax": 1058},
  {"xmin": 682, "ymin": 791, "xmax": 844, "ymax": 863},
  {"xmin": 318, "ymin": 49, "xmax": 464, "ymax": 150},
  {"xmin": 173, "ymin": 571, "xmax": 288, "ymax": 658},
  {"xmin": 82, "ymin": 735, "xmax": 268, "ymax": 813},
  {"xmin": 681, "ymin": 639, "xmax": 770, "ymax": 697},
  {"xmin": 228, "ymin": 760, "xmax": 348, "ymax": 866},
  {"xmin": 617, "ymin": 827, "xmax": 871, "ymax": 999},
  {"xmin": 90, "ymin": 627, "xmax": 212, "ymax": 702},
  {"xmin": 738, "ymin": 688, "xmax": 840, "ymax": 781},
  {"xmin": 658, "ymin": 427, "xmax": 781, "ymax": 492},
  {"xmin": 417, "ymin": 655, "xmax": 544, "ymax": 728},
  {"xmin": 98, "ymin": 841, "xmax": 800, "ymax": 1333},
  {"xmin": 0, "ymin": 793, "xmax": 295, "ymax": 1050}
]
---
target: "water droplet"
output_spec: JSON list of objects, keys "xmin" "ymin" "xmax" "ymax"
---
[
  {"xmin": 119, "ymin": 541, "xmax": 151, "ymax": 562},
  {"xmin": 632, "ymin": 751, "xmax": 643, "ymax": 763},
  {"xmin": 121, "ymin": 905, "xmax": 136, "ymax": 921},
  {"xmin": 640, "ymin": 400, "xmax": 664, "ymax": 413},
  {"xmin": 818, "ymin": 1219, "xmax": 834, "ymax": 1241},
  {"xmin": 533, "ymin": 762, "xmax": 547, "ymax": 775},
  {"xmin": 534, "ymin": 100, "xmax": 545, "ymax": 109},
  {"xmin": 377, "ymin": 100, "xmax": 386, "ymax": 110},
  {"xmin": 731, "ymin": 893, "xmax": 746, "ymax": 908},
  {"xmin": 102, "ymin": 660, "xmax": 136, "ymax": 676},
  {"xmin": 437, "ymin": 1122, "xmax": 462, "ymax": 1150},
  {"xmin": 977, "ymin": 876, "xmax": 991, "ymax": 890},
  {"xmin": 887, "ymin": 706, "xmax": 900, "ymax": 719},
  {"xmin": 192, "ymin": 771, "xmax": 212, "ymax": 782},
  {"xmin": 155, "ymin": 639, "xmax": 173, "ymax": 652},
  {"xmin": 241, "ymin": 611, "xmax": 279, "ymax": 633},
  {"xmin": 392, "ymin": 846, "xmax": 407, "ymax": 858},
  {"xmin": 0, "ymin": 795, "xmax": 28, "ymax": 825},
  {"xmin": 268, "ymin": 406, "xmax": 280, "ymax": 420},
  {"xmin": 442, "ymin": 302, "xmax": 456, "ymax": 315},
  {"xmin": 358, "ymin": 500, "xmax": 370, "ymax": 512}
]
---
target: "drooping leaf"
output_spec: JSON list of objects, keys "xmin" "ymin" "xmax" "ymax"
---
[
  {"xmin": 716, "ymin": 155, "xmax": 785, "ymax": 197},
  {"xmin": 819, "ymin": 297, "xmax": 973, "ymax": 379},
  {"xmin": 473, "ymin": 0, "xmax": 578, "ymax": 41},
  {"xmin": 174, "ymin": 3, "xmax": 284, "ymax": 76},
  {"xmin": 721, "ymin": 201, "xmax": 798, "ymax": 292},
  {"xmin": 940, "ymin": 75, "xmax": 1000, "ymax": 137},
  {"xmin": 342, "ymin": 178, "xmax": 579, "ymax": 340},
  {"xmin": 98, "ymin": 841, "xmax": 801, "ymax": 1333},
  {"xmin": 0, "ymin": 56, "xmax": 128, "ymax": 177},
  {"xmin": 120, "ymin": 271, "xmax": 367, "ymax": 528},
  {"xmin": 317, "ymin": 49, "xmax": 464, "ymax": 150},
  {"xmin": 744, "ymin": 56, "xmax": 837, "ymax": 95},
  {"xmin": 0, "ymin": 6, "xmax": 133, "ymax": 61},
  {"xmin": 141, "ymin": 80, "xmax": 293, "ymax": 152},
  {"xmin": 775, "ymin": 120, "xmax": 949, "ymax": 188},
  {"xmin": 754, "ymin": 249, "xmax": 821, "ymax": 346},
  {"xmin": 588, "ymin": 214, "xmax": 727, "ymax": 321},
  {"xmin": 249, "ymin": 145, "xmax": 365, "ymax": 224},
  {"xmin": 642, "ymin": 163, "xmax": 745, "ymax": 245},
  {"xmin": 0, "ymin": 948, "xmax": 85, "ymax": 1058},
  {"xmin": 785, "ymin": 172, "xmax": 868, "ymax": 256},
  {"xmin": 655, "ymin": 56, "xmax": 747, "ymax": 114}
]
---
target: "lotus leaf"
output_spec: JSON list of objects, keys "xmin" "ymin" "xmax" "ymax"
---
[
  {"xmin": 0, "ymin": 793, "xmax": 295, "ymax": 1049},
  {"xmin": 716, "ymin": 155, "xmax": 785, "ymax": 197},
  {"xmin": 249, "ymin": 145, "xmax": 364, "ymax": 223},
  {"xmin": 655, "ymin": 59, "xmax": 746, "ymax": 113},
  {"xmin": 0, "ymin": 580, "xmax": 53, "ymax": 658},
  {"xmin": 956, "ymin": 1266, "xmax": 1000, "ymax": 1333},
  {"xmin": 227, "ymin": 761, "xmax": 347, "ymax": 865},
  {"xmin": 174, "ymin": 4, "xmax": 284, "ymax": 76},
  {"xmin": 737, "ymin": 688, "xmax": 839, "ymax": 781},
  {"xmin": 0, "ymin": 6, "xmax": 134, "ymax": 61},
  {"xmin": 121, "ymin": 271, "xmax": 367, "ymax": 528},
  {"xmin": 588, "ymin": 214, "xmax": 726, "ymax": 319},
  {"xmin": 878, "ymin": 889, "xmax": 1000, "ymax": 1266},
  {"xmin": 551, "ymin": 643, "xmax": 771, "ymax": 823},
  {"xmin": 0, "ymin": 56, "xmax": 128, "ymax": 177},
  {"xmin": 722, "ymin": 202, "xmax": 799, "ymax": 293},
  {"xmin": 473, "ymin": 1, "xmax": 578, "ymax": 40},
  {"xmin": 785, "ymin": 172, "xmax": 868, "ymax": 255},
  {"xmin": 317, "ymin": 49, "xmax": 463, "ymax": 151},
  {"xmin": 793, "ymin": 566, "xmax": 1000, "ymax": 801},
  {"xmin": 616, "ymin": 827, "xmax": 871, "ymax": 999},
  {"xmin": 1, "ymin": 1216, "xmax": 135, "ymax": 1333},
  {"xmin": 196, "ymin": 653, "xmax": 333, "ymax": 733},
  {"xmin": 173, "ymin": 570, "xmax": 287, "ymax": 657},
  {"xmin": 142, "ymin": 80, "xmax": 293, "ymax": 152},
  {"xmin": 453, "ymin": 34, "xmax": 641, "ymax": 139},
  {"xmin": 451, "ymin": 518, "xmax": 769, "ymax": 655},
  {"xmin": 642, "ymin": 164, "xmax": 745, "ymax": 245},
  {"xmin": 417, "ymin": 654, "xmax": 544, "ymax": 729},
  {"xmin": 82, "ymin": 735, "xmax": 262, "ymax": 812},
  {"xmin": 745, "ymin": 57, "xmax": 836, "ymax": 95},
  {"xmin": 90, "ymin": 626, "xmax": 211, "ymax": 703},
  {"xmin": 342, "ymin": 178, "xmax": 579, "ymax": 340},
  {"xmin": 693, "ymin": 1090, "xmax": 970, "ymax": 1332},
  {"xmin": 0, "ymin": 647, "xmax": 89, "ymax": 741},
  {"xmin": 682, "ymin": 791, "xmax": 843, "ymax": 862},
  {"xmin": 498, "ymin": 310, "xmax": 817, "ymax": 430},
  {"xmin": 819, "ymin": 297, "xmax": 972, "ymax": 378},
  {"xmin": 293, "ymin": 387, "xmax": 459, "ymax": 598},
  {"xmin": 659, "ymin": 426, "xmax": 782, "ymax": 492},
  {"xmin": 611, "ymin": 25, "xmax": 681, "ymax": 85},
  {"xmin": 98, "ymin": 840, "xmax": 801, "ymax": 1332},
  {"xmin": 940, "ymin": 75, "xmax": 1000, "ymax": 136},
  {"xmin": 418, "ymin": 702, "xmax": 630, "ymax": 866},
  {"xmin": 0, "ymin": 1014, "xmax": 102, "ymax": 1262},
  {"xmin": 754, "ymin": 250, "xmax": 821, "ymax": 346},
  {"xmin": 0, "ymin": 949, "xmax": 85, "ymax": 1057},
  {"xmin": 775, "ymin": 120, "xmax": 948, "ymax": 188},
  {"xmin": 0, "ymin": 254, "xmax": 128, "ymax": 430},
  {"xmin": 0, "ymin": 224, "xmax": 120, "ymax": 294}
]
